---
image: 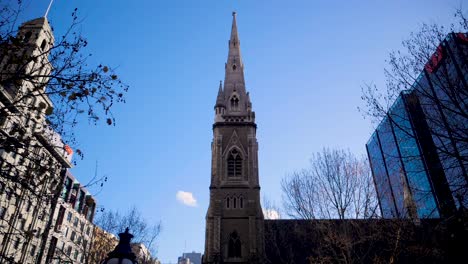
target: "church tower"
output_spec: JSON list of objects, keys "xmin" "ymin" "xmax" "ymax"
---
[{"xmin": 204, "ymin": 12, "xmax": 265, "ymax": 264}]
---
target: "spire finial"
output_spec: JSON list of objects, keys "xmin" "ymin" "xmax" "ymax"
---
[
  {"xmin": 44, "ymin": 0, "xmax": 55, "ymax": 18},
  {"xmin": 230, "ymin": 11, "xmax": 239, "ymax": 44}
]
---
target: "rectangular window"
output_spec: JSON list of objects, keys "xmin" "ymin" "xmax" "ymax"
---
[
  {"xmin": 0, "ymin": 207, "xmax": 6, "ymax": 219},
  {"xmin": 18, "ymin": 219, "xmax": 26, "ymax": 230},
  {"xmin": 378, "ymin": 118, "xmax": 407, "ymax": 217},
  {"xmin": 55, "ymin": 206, "xmax": 66, "ymax": 230},
  {"xmin": 367, "ymin": 132, "xmax": 396, "ymax": 218},
  {"xmin": 67, "ymin": 211, "xmax": 72, "ymax": 222},
  {"xmin": 26, "ymin": 200, "xmax": 32, "ymax": 212},
  {"xmin": 13, "ymin": 238, "xmax": 20, "ymax": 249},
  {"xmin": 46, "ymin": 237, "xmax": 58, "ymax": 263},
  {"xmin": 30, "ymin": 245, "xmax": 37, "ymax": 256}
]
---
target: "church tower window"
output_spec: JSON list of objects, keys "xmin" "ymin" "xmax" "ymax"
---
[
  {"xmin": 228, "ymin": 231, "xmax": 241, "ymax": 258},
  {"xmin": 230, "ymin": 95, "xmax": 239, "ymax": 110},
  {"xmin": 227, "ymin": 149, "xmax": 242, "ymax": 177}
]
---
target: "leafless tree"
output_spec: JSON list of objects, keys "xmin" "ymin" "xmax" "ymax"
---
[
  {"xmin": 0, "ymin": 1, "xmax": 128, "ymax": 263},
  {"xmin": 281, "ymin": 148, "xmax": 379, "ymax": 220},
  {"xmin": 94, "ymin": 206, "xmax": 162, "ymax": 260},
  {"xmin": 360, "ymin": 8, "xmax": 468, "ymax": 208},
  {"xmin": 262, "ymin": 196, "xmax": 282, "ymax": 220}
]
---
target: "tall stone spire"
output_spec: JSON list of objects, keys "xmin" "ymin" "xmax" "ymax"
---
[
  {"xmin": 228, "ymin": 11, "xmax": 242, "ymax": 68},
  {"xmin": 216, "ymin": 12, "xmax": 254, "ymax": 121},
  {"xmin": 205, "ymin": 12, "xmax": 264, "ymax": 264}
]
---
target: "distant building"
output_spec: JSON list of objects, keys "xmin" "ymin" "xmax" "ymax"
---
[
  {"xmin": 178, "ymin": 252, "xmax": 201, "ymax": 264},
  {"xmin": 366, "ymin": 33, "xmax": 467, "ymax": 219},
  {"xmin": 88, "ymin": 226, "xmax": 119, "ymax": 264},
  {"xmin": 178, "ymin": 256, "xmax": 190, "ymax": 264},
  {"xmin": 132, "ymin": 243, "xmax": 158, "ymax": 264}
]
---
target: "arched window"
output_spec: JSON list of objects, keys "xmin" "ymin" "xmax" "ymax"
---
[
  {"xmin": 240, "ymin": 197, "xmax": 243, "ymax": 208},
  {"xmin": 228, "ymin": 231, "xmax": 241, "ymax": 258},
  {"xmin": 226, "ymin": 197, "xmax": 230, "ymax": 208},
  {"xmin": 227, "ymin": 149, "xmax": 242, "ymax": 177},
  {"xmin": 40, "ymin": 40, "xmax": 46, "ymax": 51},
  {"xmin": 233, "ymin": 198, "xmax": 237, "ymax": 209},
  {"xmin": 230, "ymin": 96, "xmax": 239, "ymax": 110}
]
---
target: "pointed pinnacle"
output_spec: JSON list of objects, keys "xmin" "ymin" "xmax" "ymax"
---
[
  {"xmin": 230, "ymin": 11, "xmax": 239, "ymax": 44},
  {"xmin": 216, "ymin": 81, "xmax": 225, "ymax": 106}
]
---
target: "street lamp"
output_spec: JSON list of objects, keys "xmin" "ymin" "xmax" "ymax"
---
[{"xmin": 101, "ymin": 227, "xmax": 138, "ymax": 264}]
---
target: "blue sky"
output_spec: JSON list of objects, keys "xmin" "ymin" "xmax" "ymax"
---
[{"xmin": 17, "ymin": 0, "xmax": 465, "ymax": 262}]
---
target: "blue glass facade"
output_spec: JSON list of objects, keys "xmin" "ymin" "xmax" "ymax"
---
[
  {"xmin": 367, "ymin": 94, "xmax": 440, "ymax": 218},
  {"xmin": 367, "ymin": 132, "xmax": 396, "ymax": 218},
  {"xmin": 367, "ymin": 33, "xmax": 467, "ymax": 218}
]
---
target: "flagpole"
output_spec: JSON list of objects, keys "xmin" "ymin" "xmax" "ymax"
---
[{"xmin": 44, "ymin": 0, "xmax": 54, "ymax": 18}]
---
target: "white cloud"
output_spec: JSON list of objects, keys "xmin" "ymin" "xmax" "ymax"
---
[
  {"xmin": 263, "ymin": 209, "xmax": 280, "ymax": 220},
  {"xmin": 176, "ymin": 191, "xmax": 197, "ymax": 207}
]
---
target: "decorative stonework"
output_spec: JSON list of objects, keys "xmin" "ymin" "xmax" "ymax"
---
[{"xmin": 204, "ymin": 12, "xmax": 264, "ymax": 264}]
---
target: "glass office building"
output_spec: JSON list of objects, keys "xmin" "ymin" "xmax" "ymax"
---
[{"xmin": 367, "ymin": 33, "xmax": 467, "ymax": 218}]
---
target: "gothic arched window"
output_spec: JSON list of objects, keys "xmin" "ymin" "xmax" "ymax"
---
[
  {"xmin": 230, "ymin": 96, "xmax": 239, "ymax": 110},
  {"xmin": 227, "ymin": 149, "xmax": 242, "ymax": 177},
  {"xmin": 228, "ymin": 231, "xmax": 241, "ymax": 258}
]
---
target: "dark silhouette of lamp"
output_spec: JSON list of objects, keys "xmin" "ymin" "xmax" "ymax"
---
[{"xmin": 101, "ymin": 227, "xmax": 138, "ymax": 264}]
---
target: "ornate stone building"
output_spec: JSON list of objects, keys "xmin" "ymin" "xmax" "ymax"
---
[
  {"xmin": 203, "ymin": 12, "xmax": 265, "ymax": 264},
  {"xmin": 0, "ymin": 16, "xmax": 74, "ymax": 263}
]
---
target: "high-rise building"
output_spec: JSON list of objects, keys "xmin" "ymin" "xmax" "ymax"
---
[
  {"xmin": 0, "ymin": 16, "xmax": 74, "ymax": 263},
  {"xmin": 203, "ymin": 12, "xmax": 265, "ymax": 264},
  {"xmin": 366, "ymin": 33, "xmax": 467, "ymax": 219}
]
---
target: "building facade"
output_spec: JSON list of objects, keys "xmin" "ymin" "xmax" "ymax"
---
[
  {"xmin": 88, "ymin": 226, "xmax": 119, "ymax": 264},
  {"xmin": 0, "ymin": 16, "xmax": 74, "ymax": 263},
  {"xmin": 132, "ymin": 243, "xmax": 159, "ymax": 264},
  {"xmin": 178, "ymin": 252, "xmax": 201, "ymax": 264},
  {"xmin": 45, "ymin": 171, "xmax": 97, "ymax": 263},
  {"xmin": 366, "ymin": 33, "xmax": 467, "ymax": 219},
  {"xmin": 203, "ymin": 12, "xmax": 265, "ymax": 264}
]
